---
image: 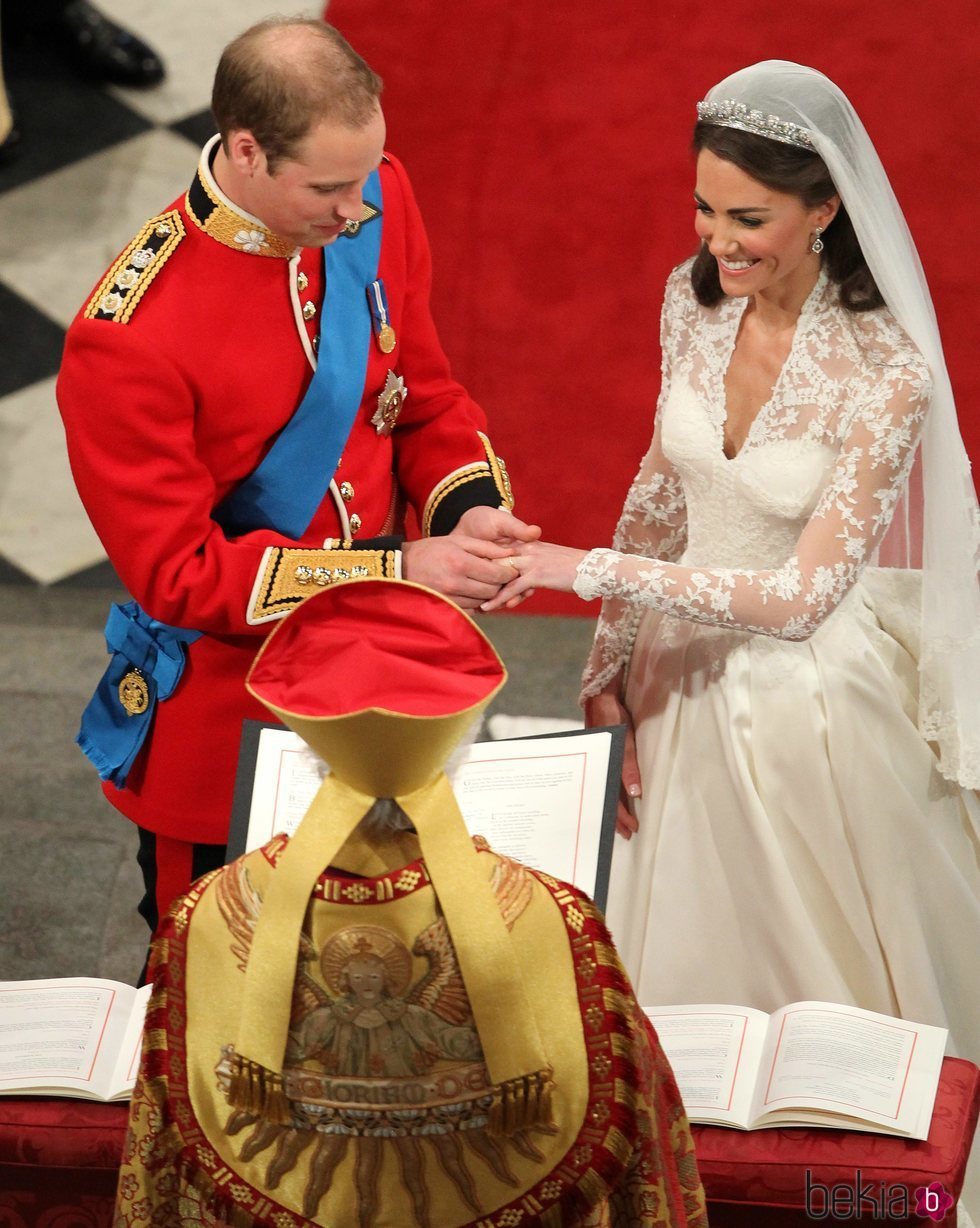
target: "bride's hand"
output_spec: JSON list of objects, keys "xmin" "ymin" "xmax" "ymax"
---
[
  {"xmin": 584, "ymin": 690, "xmax": 641, "ymax": 839},
  {"xmin": 480, "ymin": 542, "xmax": 588, "ymax": 612}
]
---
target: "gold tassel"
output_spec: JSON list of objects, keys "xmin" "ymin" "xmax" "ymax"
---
[
  {"xmin": 488, "ymin": 1069, "xmax": 555, "ymax": 1136},
  {"xmin": 264, "ymin": 1070, "xmax": 293, "ymax": 1126},
  {"xmin": 225, "ymin": 1053, "xmax": 292, "ymax": 1123},
  {"xmin": 226, "ymin": 1052, "xmax": 250, "ymax": 1112}
]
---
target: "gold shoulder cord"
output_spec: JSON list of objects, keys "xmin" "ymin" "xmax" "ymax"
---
[{"xmin": 83, "ymin": 211, "xmax": 185, "ymax": 324}]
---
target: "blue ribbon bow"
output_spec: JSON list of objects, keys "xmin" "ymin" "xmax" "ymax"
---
[{"xmin": 77, "ymin": 602, "xmax": 202, "ymax": 788}]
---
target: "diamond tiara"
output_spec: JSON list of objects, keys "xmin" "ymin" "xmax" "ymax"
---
[{"xmin": 696, "ymin": 100, "xmax": 815, "ymax": 150}]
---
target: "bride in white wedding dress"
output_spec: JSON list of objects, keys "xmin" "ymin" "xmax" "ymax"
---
[
  {"xmin": 482, "ymin": 63, "xmax": 980, "ymax": 1067},
  {"xmin": 485, "ymin": 59, "xmax": 980, "ymax": 1223}
]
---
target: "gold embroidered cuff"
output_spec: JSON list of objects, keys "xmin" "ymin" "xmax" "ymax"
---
[
  {"xmin": 422, "ymin": 435, "xmax": 514, "ymax": 537},
  {"xmin": 247, "ymin": 546, "xmax": 399, "ymax": 624}
]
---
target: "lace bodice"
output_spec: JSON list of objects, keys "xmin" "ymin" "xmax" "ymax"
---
[{"xmin": 581, "ymin": 261, "xmax": 932, "ymax": 698}]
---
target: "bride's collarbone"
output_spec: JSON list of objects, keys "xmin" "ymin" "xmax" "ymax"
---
[{"xmin": 721, "ymin": 322, "xmax": 796, "ymax": 458}]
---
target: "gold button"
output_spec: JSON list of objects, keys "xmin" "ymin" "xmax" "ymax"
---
[
  {"xmin": 297, "ymin": 271, "xmax": 309, "ymax": 292},
  {"xmin": 154, "ymin": 222, "xmax": 171, "ymax": 238},
  {"xmin": 340, "ymin": 481, "xmax": 355, "ymax": 502},
  {"xmin": 302, "ymin": 301, "xmax": 317, "ymax": 321},
  {"xmin": 349, "ymin": 513, "xmax": 362, "ymax": 535}
]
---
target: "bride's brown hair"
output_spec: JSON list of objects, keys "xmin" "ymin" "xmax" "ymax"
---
[{"xmin": 690, "ymin": 123, "xmax": 883, "ymax": 312}]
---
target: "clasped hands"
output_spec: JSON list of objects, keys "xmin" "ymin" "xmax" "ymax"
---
[
  {"xmin": 479, "ymin": 538, "xmax": 588, "ymax": 612},
  {"xmin": 399, "ymin": 506, "xmax": 541, "ymax": 610},
  {"xmin": 401, "ymin": 508, "xmax": 588, "ymax": 612}
]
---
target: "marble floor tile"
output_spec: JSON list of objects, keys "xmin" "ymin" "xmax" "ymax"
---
[
  {"xmin": 0, "ymin": 624, "xmax": 109, "ymax": 698},
  {"xmin": 99, "ymin": 0, "xmax": 323, "ymax": 126},
  {"xmin": 0, "ymin": 378, "xmax": 107, "ymax": 583},
  {"xmin": 0, "ymin": 128, "xmax": 197, "ymax": 328},
  {"xmin": 0, "ymin": 37, "xmax": 152, "ymax": 193},
  {"xmin": 0, "ymin": 284, "xmax": 64, "ymax": 399},
  {"xmin": 0, "ymin": 824, "xmax": 129, "ymax": 980},
  {"xmin": 97, "ymin": 832, "xmax": 151, "ymax": 985}
]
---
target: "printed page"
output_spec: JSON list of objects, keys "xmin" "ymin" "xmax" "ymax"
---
[
  {"xmin": 107, "ymin": 982, "xmax": 153, "ymax": 1099},
  {"xmin": 751, "ymin": 1001, "xmax": 947, "ymax": 1137},
  {"xmin": 0, "ymin": 978, "xmax": 139, "ymax": 1099},
  {"xmin": 242, "ymin": 729, "xmax": 327, "ymax": 849},
  {"xmin": 644, "ymin": 1005, "xmax": 769, "ymax": 1127},
  {"xmin": 239, "ymin": 727, "xmax": 613, "ymax": 899},
  {"xmin": 447, "ymin": 733, "xmax": 611, "ymax": 897}
]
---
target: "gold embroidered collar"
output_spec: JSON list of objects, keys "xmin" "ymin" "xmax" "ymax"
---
[{"xmin": 185, "ymin": 135, "xmax": 298, "ymax": 259}]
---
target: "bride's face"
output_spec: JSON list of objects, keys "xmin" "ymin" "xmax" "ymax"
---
[{"xmin": 694, "ymin": 149, "xmax": 836, "ymax": 304}]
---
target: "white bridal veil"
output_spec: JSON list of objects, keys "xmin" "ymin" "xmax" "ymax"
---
[{"xmin": 701, "ymin": 60, "xmax": 980, "ymax": 788}]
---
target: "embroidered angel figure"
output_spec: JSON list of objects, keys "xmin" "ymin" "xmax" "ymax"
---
[
  {"xmin": 288, "ymin": 923, "xmax": 483, "ymax": 1078},
  {"xmin": 213, "ymin": 850, "xmax": 541, "ymax": 1224}
]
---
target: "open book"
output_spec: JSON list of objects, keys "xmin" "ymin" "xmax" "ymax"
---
[
  {"xmin": 228, "ymin": 721, "xmax": 624, "ymax": 911},
  {"xmin": 645, "ymin": 1001, "xmax": 946, "ymax": 1139},
  {"xmin": 0, "ymin": 977, "xmax": 151, "ymax": 1101}
]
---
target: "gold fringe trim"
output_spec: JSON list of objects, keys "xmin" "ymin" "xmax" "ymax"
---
[
  {"xmin": 487, "ymin": 1068, "xmax": 555, "ymax": 1137},
  {"xmin": 225, "ymin": 1052, "xmax": 293, "ymax": 1125},
  {"xmin": 186, "ymin": 1164, "xmax": 260, "ymax": 1228}
]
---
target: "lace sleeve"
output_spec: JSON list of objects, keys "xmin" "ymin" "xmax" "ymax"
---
[
  {"xmin": 580, "ymin": 270, "xmax": 693, "ymax": 701},
  {"xmin": 575, "ymin": 361, "xmax": 931, "ymax": 641}
]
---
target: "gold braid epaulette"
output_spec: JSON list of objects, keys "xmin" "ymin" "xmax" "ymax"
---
[
  {"xmin": 247, "ymin": 545, "xmax": 399, "ymax": 624},
  {"xmin": 83, "ymin": 210, "xmax": 185, "ymax": 324}
]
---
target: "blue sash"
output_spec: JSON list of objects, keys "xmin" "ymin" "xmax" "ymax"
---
[
  {"xmin": 79, "ymin": 172, "xmax": 384, "ymax": 787},
  {"xmin": 215, "ymin": 168, "xmax": 383, "ymax": 538}
]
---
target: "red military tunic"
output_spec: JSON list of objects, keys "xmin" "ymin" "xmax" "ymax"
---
[{"xmin": 57, "ymin": 139, "xmax": 512, "ymax": 844}]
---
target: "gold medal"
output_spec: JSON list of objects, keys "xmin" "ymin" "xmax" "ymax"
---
[
  {"xmin": 377, "ymin": 323, "xmax": 397, "ymax": 354},
  {"xmin": 118, "ymin": 668, "xmax": 150, "ymax": 716}
]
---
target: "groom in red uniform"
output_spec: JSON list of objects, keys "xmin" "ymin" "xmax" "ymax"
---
[{"xmin": 57, "ymin": 16, "xmax": 536, "ymax": 946}]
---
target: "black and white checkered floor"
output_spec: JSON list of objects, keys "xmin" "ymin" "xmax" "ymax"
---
[{"xmin": 0, "ymin": 0, "xmax": 320, "ymax": 586}]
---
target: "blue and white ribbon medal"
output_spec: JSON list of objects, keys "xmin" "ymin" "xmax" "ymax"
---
[{"xmin": 367, "ymin": 278, "xmax": 396, "ymax": 354}]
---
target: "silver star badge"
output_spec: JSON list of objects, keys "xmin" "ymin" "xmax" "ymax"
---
[{"xmin": 372, "ymin": 370, "xmax": 408, "ymax": 436}]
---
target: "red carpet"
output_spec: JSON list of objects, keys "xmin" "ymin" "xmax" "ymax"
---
[{"xmin": 329, "ymin": 0, "xmax": 979, "ymax": 615}]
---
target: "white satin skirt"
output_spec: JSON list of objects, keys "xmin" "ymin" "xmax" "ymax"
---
[{"xmin": 603, "ymin": 574, "xmax": 980, "ymax": 1066}]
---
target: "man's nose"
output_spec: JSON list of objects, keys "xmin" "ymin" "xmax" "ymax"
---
[{"xmin": 336, "ymin": 181, "xmax": 364, "ymax": 221}]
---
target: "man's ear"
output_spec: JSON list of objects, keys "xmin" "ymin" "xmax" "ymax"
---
[{"xmin": 225, "ymin": 129, "xmax": 265, "ymax": 177}]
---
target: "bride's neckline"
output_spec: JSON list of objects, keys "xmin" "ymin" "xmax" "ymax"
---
[{"xmin": 717, "ymin": 269, "xmax": 829, "ymax": 462}]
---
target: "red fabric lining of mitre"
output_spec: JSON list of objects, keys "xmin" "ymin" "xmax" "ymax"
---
[{"xmin": 248, "ymin": 582, "xmax": 504, "ymax": 717}]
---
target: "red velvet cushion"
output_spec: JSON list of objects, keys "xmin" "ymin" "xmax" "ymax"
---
[
  {"xmin": 0, "ymin": 1097, "xmax": 128, "ymax": 1171},
  {"xmin": 0, "ymin": 1062, "xmax": 975, "ymax": 1226},
  {"xmin": 0, "ymin": 1096, "xmax": 128, "ymax": 1224},
  {"xmin": 693, "ymin": 1056, "xmax": 979, "ymax": 1220}
]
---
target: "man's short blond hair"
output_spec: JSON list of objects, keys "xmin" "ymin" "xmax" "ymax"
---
[{"xmin": 212, "ymin": 19, "xmax": 383, "ymax": 172}]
